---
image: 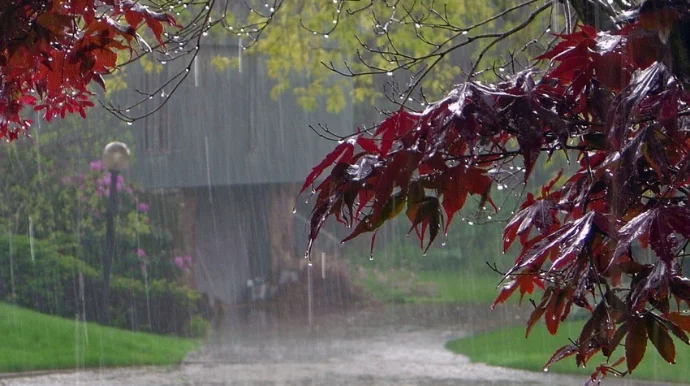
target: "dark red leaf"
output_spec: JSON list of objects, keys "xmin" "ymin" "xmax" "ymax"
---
[
  {"xmin": 356, "ymin": 136, "xmax": 380, "ymax": 154},
  {"xmin": 657, "ymin": 315, "xmax": 690, "ymax": 345},
  {"xmin": 405, "ymin": 196, "xmax": 442, "ymax": 252},
  {"xmin": 603, "ymin": 322, "xmax": 629, "ymax": 357},
  {"xmin": 523, "ymin": 286, "xmax": 554, "ymax": 336},
  {"xmin": 300, "ymin": 141, "xmax": 354, "ymax": 194},
  {"xmin": 670, "ymin": 276, "xmax": 690, "ymax": 303},
  {"xmin": 616, "ymin": 206, "xmax": 690, "ymax": 263},
  {"xmin": 374, "ymin": 109, "xmax": 419, "ymax": 155},
  {"xmin": 440, "ymin": 166, "xmax": 491, "ymax": 233},
  {"xmin": 607, "ymin": 62, "xmax": 668, "ymax": 149},
  {"xmin": 503, "ymin": 194, "xmax": 557, "ymax": 252},
  {"xmin": 511, "ymin": 212, "xmax": 596, "ymax": 275},
  {"xmin": 492, "ymin": 279, "xmax": 519, "ymax": 310},
  {"xmin": 667, "ymin": 312, "xmax": 690, "ymax": 334},
  {"xmin": 625, "ymin": 320, "xmax": 648, "ymax": 373},
  {"xmin": 645, "ymin": 314, "xmax": 676, "ymax": 364},
  {"xmin": 543, "ymin": 344, "xmax": 578, "ymax": 371}
]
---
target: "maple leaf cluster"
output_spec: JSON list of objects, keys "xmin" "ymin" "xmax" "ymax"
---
[
  {"xmin": 0, "ymin": 0, "xmax": 178, "ymax": 139},
  {"xmin": 303, "ymin": 15, "xmax": 690, "ymax": 383}
]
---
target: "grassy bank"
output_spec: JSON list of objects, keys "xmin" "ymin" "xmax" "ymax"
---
[
  {"xmin": 446, "ymin": 320, "xmax": 690, "ymax": 383},
  {"xmin": 356, "ymin": 269, "xmax": 515, "ymax": 305},
  {"xmin": 0, "ymin": 303, "xmax": 200, "ymax": 373}
]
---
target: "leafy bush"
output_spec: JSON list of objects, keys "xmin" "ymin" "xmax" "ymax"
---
[
  {"xmin": 0, "ymin": 235, "xmax": 201, "ymax": 336},
  {"xmin": 184, "ymin": 315, "xmax": 211, "ymax": 338}
]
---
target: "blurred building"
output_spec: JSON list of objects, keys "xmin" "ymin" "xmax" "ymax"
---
[{"xmin": 127, "ymin": 43, "xmax": 375, "ymax": 305}]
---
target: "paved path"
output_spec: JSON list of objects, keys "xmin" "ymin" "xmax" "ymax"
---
[{"xmin": 0, "ymin": 304, "xmax": 682, "ymax": 386}]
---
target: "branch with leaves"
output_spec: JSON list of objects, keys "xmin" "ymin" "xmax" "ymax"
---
[{"xmin": 302, "ymin": 2, "xmax": 690, "ymax": 383}]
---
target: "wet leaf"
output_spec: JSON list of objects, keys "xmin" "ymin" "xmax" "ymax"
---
[
  {"xmin": 503, "ymin": 194, "xmax": 558, "ymax": 252},
  {"xmin": 645, "ymin": 314, "xmax": 676, "ymax": 364},
  {"xmin": 666, "ymin": 312, "xmax": 690, "ymax": 334},
  {"xmin": 543, "ymin": 344, "xmax": 578, "ymax": 370},
  {"xmin": 625, "ymin": 320, "xmax": 648, "ymax": 373},
  {"xmin": 300, "ymin": 141, "xmax": 354, "ymax": 194}
]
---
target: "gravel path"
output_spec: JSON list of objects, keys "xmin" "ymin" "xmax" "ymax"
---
[{"xmin": 0, "ymin": 304, "xmax": 683, "ymax": 386}]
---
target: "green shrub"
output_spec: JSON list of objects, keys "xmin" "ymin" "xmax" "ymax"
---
[
  {"xmin": 184, "ymin": 315, "xmax": 211, "ymax": 338},
  {"xmin": 0, "ymin": 235, "xmax": 201, "ymax": 335}
]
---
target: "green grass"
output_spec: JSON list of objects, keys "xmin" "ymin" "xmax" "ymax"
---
[
  {"xmin": 356, "ymin": 269, "xmax": 514, "ymax": 305},
  {"xmin": 0, "ymin": 302, "xmax": 200, "ymax": 372},
  {"xmin": 412, "ymin": 271, "xmax": 513, "ymax": 304},
  {"xmin": 446, "ymin": 321, "xmax": 690, "ymax": 383}
]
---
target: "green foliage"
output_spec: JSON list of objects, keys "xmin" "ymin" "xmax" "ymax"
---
[
  {"xmin": 220, "ymin": 0, "xmax": 551, "ymax": 112},
  {"xmin": 445, "ymin": 321, "xmax": 690, "ymax": 383},
  {"xmin": 0, "ymin": 302, "xmax": 199, "ymax": 372},
  {"xmin": 0, "ymin": 235, "xmax": 201, "ymax": 336},
  {"xmin": 0, "ymin": 112, "xmax": 184, "ymax": 281},
  {"xmin": 184, "ymin": 315, "xmax": 212, "ymax": 339},
  {"xmin": 0, "ymin": 111, "xmax": 131, "ymax": 237}
]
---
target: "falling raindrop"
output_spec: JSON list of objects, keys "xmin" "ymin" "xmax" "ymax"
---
[
  {"xmin": 28, "ymin": 216, "xmax": 35, "ymax": 263},
  {"xmin": 321, "ymin": 252, "xmax": 326, "ymax": 279},
  {"xmin": 8, "ymin": 227, "xmax": 15, "ymax": 306},
  {"xmin": 307, "ymin": 263, "xmax": 314, "ymax": 329}
]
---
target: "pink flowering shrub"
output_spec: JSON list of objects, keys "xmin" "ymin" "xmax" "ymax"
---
[{"xmin": 60, "ymin": 160, "xmax": 180, "ymax": 282}]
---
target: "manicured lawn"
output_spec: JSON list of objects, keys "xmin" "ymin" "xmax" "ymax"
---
[
  {"xmin": 0, "ymin": 302, "xmax": 200, "ymax": 372},
  {"xmin": 356, "ymin": 269, "xmax": 515, "ymax": 305},
  {"xmin": 411, "ymin": 271, "xmax": 514, "ymax": 304},
  {"xmin": 446, "ymin": 320, "xmax": 690, "ymax": 383}
]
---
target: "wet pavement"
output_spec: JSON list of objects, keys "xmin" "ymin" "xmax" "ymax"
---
[{"xmin": 0, "ymin": 304, "xmax": 684, "ymax": 386}]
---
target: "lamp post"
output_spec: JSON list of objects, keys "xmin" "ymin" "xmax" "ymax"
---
[{"xmin": 100, "ymin": 142, "xmax": 130, "ymax": 325}]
